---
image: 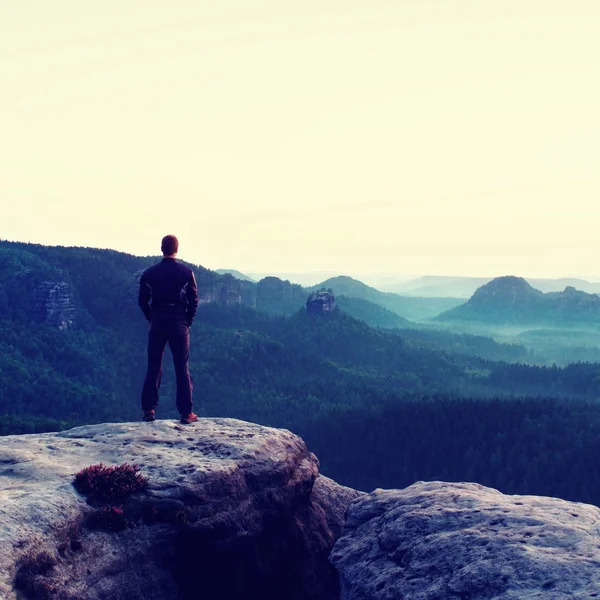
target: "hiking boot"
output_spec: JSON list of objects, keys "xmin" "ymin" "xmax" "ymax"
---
[
  {"xmin": 180, "ymin": 413, "xmax": 198, "ymax": 425},
  {"xmin": 142, "ymin": 410, "xmax": 156, "ymax": 422}
]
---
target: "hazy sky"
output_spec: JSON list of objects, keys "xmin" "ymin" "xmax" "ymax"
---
[{"xmin": 1, "ymin": 1, "xmax": 599, "ymax": 278}]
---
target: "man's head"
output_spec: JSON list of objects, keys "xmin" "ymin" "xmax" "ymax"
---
[{"xmin": 161, "ymin": 235, "xmax": 179, "ymax": 257}]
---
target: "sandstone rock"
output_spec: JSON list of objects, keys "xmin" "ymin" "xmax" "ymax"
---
[
  {"xmin": 33, "ymin": 280, "xmax": 77, "ymax": 329},
  {"xmin": 6, "ymin": 268, "xmax": 78, "ymax": 329},
  {"xmin": 307, "ymin": 290, "xmax": 336, "ymax": 314},
  {"xmin": 331, "ymin": 481, "xmax": 600, "ymax": 599},
  {"xmin": 0, "ymin": 419, "xmax": 360, "ymax": 600},
  {"xmin": 197, "ymin": 274, "xmax": 242, "ymax": 307}
]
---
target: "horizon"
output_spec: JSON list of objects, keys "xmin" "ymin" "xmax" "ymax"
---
[
  {"xmin": 3, "ymin": 237, "xmax": 600, "ymax": 287},
  {"xmin": 2, "ymin": 1, "xmax": 599, "ymax": 278}
]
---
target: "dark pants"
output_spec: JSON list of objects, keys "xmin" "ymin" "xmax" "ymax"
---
[{"xmin": 141, "ymin": 317, "xmax": 193, "ymax": 416}]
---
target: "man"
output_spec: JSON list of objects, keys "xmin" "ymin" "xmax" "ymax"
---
[{"xmin": 138, "ymin": 235, "xmax": 199, "ymax": 424}]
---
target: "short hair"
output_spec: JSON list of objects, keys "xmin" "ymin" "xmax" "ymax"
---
[{"xmin": 161, "ymin": 235, "xmax": 179, "ymax": 256}]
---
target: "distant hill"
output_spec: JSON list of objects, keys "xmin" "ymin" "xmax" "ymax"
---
[
  {"xmin": 247, "ymin": 271, "xmax": 342, "ymax": 287},
  {"xmin": 438, "ymin": 276, "xmax": 600, "ymax": 326},
  {"xmin": 382, "ymin": 275, "xmax": 600, "ymax": 298},
  {"xmin": 310, "ymin": 276, "xmax": 463, "ymax": 321},
  {"xmin": 251, "ymin": 276, "xmax": 306, "ymax": 315},
  {"xmin": 530, "ymin": 278, "xmax": 600, "ymax": 294},
  {"xmin": 335, "ymin": 295, "xmax": 412, "ymax": 329},
  {"xmin": 244, "ymin": 277, "xmax": 416, "ymax": 328},
  {"xmin": 383, "ymin": 276, "xmax": 491, "ymax": 298},
  {"xmin": 215, "ymin": 269, "xmax": 256, "ymax": 282}
]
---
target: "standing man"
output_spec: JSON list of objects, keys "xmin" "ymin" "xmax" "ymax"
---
[{"xmin": 138, "ymin": 235, "xmax": 199, "ymax": 424}]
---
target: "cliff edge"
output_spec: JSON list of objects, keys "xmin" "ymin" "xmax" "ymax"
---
[{"xmin": 0, "ymin": 419, "xmax": 360, "ymax": 600}]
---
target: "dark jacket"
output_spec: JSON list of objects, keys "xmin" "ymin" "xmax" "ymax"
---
[{"xmin": 138, "ymin": 258, "xmax": 199, "ymax": 325}]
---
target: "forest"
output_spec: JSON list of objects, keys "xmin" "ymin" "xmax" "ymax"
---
[{"xmin": 2, "ymin": 240, "xmax": 600, "ymax": 505}]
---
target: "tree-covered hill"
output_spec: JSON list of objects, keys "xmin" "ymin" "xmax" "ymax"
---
[
  {"xmin": 335, "ymin": 295, "xmax": 412, "ymax": 329},
  {"xmin": 439, "ymin": 276, "xmax": 600, "ymax": 326},
  {"xmin": 215, "ymin": 269, "xmax": 256, "ymax": 282},
  {"xmin": 4, "ymin": 240, "xmax": 600, "ymax": 506},
  {"xmin": 383, "ymin": 274, "xmax": 600, "ymax": 298},
  {"xmin": 1, "ymin": 240, "xmax": 598, "ymax": 435}
]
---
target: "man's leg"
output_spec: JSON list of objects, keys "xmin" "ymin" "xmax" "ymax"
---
[
  {"xmin": 141, "ymin": 323, "xmax": 168, "ymax": 412},
  {"xmin": 169, "ymin": 321, "xmax": 193, "ymax": 416}
]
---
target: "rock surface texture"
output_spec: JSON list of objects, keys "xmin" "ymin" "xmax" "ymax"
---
[
  {"xmin": 197, "ymin": 276, "xmax": 242, "ymax": 306},
  {"xmin": 331, "ymin": 481, "xmax": 600, "ymax": 600},
  {"xmin": 0, "ymin": 419, "xmax": 360, "ymax": 600}
]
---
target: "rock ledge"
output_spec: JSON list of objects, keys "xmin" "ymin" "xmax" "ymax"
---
[
  {"xmin": 0, "ymin": 419, "xmax": 360, "ymax": 600},
  {"xmin": 331, "ymin": 481, "xmax": 600, "ymax": 600}
]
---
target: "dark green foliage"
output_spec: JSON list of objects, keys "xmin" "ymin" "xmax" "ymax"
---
[
  {"xmin": 487, "ymin": 362, "xmax": 600, "ymax": 397},
  {"xmin": 298, "ymin": 395, "xmax": 600, "ymax": 505},
  {"xmin": 0, "ymin": 415, "xmax": 69, "ymax": 435},
  {"xmin": 336, "ymin": 295, "xmax": 412, "ymax": 328},
  {"xmin": 73, "ymin": 463, "xmax": 147, "ymax": 503},
  {"xmin": 514, "ymin": 328, "xmax": 600, "ymax": 366},
  {"xmin": 254, "ymin": 276, "xmax": 306, "ymax": 315},
  {"xmin": 396, "ymin": 328, "xmax": 528, "ymax": 363}
]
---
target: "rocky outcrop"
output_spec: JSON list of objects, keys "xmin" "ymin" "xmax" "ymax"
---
[
  {"xmin": 549, "ymin": 285, "xmax": 600, "ymax": 317},
  {"xmin": 331, "ymin": 481, "xmax": 600, "ymax": 599},
  {"xmin": 307, "ymin": 289, "xmax": 336, "ymax": 314},
  {"xmin": 33, "ymin": 280, "xmax": 77, "ymax": 329},
  {"xmin": 197, "ymin": 274, "xmax": 242, "ymax": 306},
  {"xmin": 2, "ymin": 266, "xmax": 78, "ymax": 329},
  {"xmin": 0, "ymin": 419, "xmax": 361, "ymax": 600}
]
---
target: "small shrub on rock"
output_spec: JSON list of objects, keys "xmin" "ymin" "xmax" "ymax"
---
[{"xmin": 73, "ymin": 462, "xmax": 147, "ymax": 503}]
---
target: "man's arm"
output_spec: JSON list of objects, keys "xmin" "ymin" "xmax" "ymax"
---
[
  {"xmin": 138, "ymin": 272, "xmax": 152, "ymax": 322},
  {"xmin": 185, "ymin": 271, "xmax": 199, "ymax": 326}
]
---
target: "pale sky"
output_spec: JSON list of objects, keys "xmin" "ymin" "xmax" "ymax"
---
[{"xmin": 1, "ymin": 1, "xmax": 599, "ymax": 278}]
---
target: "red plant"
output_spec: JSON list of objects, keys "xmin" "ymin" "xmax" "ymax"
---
[{"xmin": 73, "ymin": 462, "xmax": 147, "ymax": 502}]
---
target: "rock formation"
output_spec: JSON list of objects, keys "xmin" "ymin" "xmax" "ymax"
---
[
  {"xmin": 331, "ymin": 481, "xmax": 600, "ymax": 599},
  {"xmin": 307, "ymin": 289, "xmax": 336, "ymax": 314},
  {"xmin": 0, "ymin": 419, "xmax": 360, "ymax": 600},
  {"xmin": 32, "ymin": 280, "xmax": 77, "ymax": 329},
  {"xmin": 2, "ymin": 265, "xmax": 78, "ymax": 329},
  {"xmin": 197, "ymin": 274, "xmax": 242, "ymax": 306}
]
